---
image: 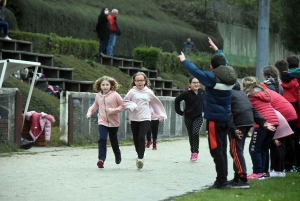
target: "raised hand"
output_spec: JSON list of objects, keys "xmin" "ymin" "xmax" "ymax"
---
[
  {"xmin": 208, "ymin": 37, "xmax": 218, "ymax": 51},
  {"xmin": 178, "ymin": 51, "xmax": 186, "ymax": 62}
]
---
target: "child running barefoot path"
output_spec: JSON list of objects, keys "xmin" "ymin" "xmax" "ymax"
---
[
  {"xmin": 86, "ymin": 76, "xmax": 124, "ymax": 168},
  {"xmin": 123, "ymin": 72, "xmax": 167, "ymax": 169}
]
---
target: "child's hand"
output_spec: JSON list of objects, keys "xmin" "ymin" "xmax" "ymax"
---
[
  {"xmin": 208, "ymin": 37, "xmax": 218, "ymax": 51},
  {"xmin": 264, "ymin": 122, "xmax": 276, "ymax": 131},
  {"xmin": 273, "ymin": 139, "xmax": 281, "ymax": 146},
  {"xmin": 159, "ymin": 117, "xmax": 165, "ymax": 122},
  {"xmin": 178, "ymin": 52, "xmax": 186, "ymax": 62},
  {"xmin": 235, "ymin": 129, "xmax": 243, "ymax": 139},
  {"xmin": 86, "ymin": 114, "xmax": 91, "ymax": 119}
]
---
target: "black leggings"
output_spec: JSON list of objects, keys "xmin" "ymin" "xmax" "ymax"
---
[
  {"xmin": 146, "ymin": 120, "xmax": 159, "ymax": 142},
  {"xmin": 270, "ymin": 139, "xmax": 286, "ymax": 172},
  {"xmin": 131, "ymin": 121, "xmax": 150, "ymax": 159}
]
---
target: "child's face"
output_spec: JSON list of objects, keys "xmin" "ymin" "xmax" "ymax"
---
[
  {"xmin": 100, "ymin": 80, "xmax": 111, "ymax": 94},
  {"xmin": 134, "ymin": 75, "xmax": 146, "ymax": 90}
]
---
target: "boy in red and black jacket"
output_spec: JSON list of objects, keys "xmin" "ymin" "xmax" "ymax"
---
[{"xmin": 275, "ymin": 58, "xmax": 300, "ymax": 172}]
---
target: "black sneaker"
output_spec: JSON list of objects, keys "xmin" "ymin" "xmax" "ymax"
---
[
  {"xmin": 21, "ymin": 138, "xmax": 34, "ymax": 146},
  {"xmin": 208, "ymin": 181, "xmax": 231, "ymax": 190},
  {"xmin": 115, "ymin": 151, "xmax": 121, "ymax": 164},
  {"xmin": 231, "ymin": 180, "xmax": 250, "ymax": 189}
]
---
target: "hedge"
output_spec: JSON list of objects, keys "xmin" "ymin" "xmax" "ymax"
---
[
  {"xmin": 134, "ymin": 46, "xmax": 255, "ymax": 78},
  {"xmin": 9, "ymin": 31, "xmax": 98, "ymax": 59}
]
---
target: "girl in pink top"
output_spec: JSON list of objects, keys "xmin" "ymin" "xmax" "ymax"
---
[
  {"xmin": 86, "ymin": 76, "xmax": 124, "ymax": 169},
  {"xmin": 123, "ymin": 72, "xmax": 167, "ymax": 169}
]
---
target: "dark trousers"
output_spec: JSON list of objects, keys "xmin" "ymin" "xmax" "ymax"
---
[
  {"xmin": 131, "ymin": 121, "xmax": 150, "ymax": 159},
  {"xmin": 284, "ymin": 120, "xmax": 297, "ymax": 170},
  {"xmin": 185, "ymin": 116, "xmax": 203, "ymax": 154},
  {"xmin": 229, "ymin": 126, "xmax": 251, "ymax": 182},
  {"xmin": 146, "ymin": 120, "xmax": 159, "ymax": 142},
  {"xmin": 99, "ymin": 38, "xmax": 108, "ymax": 54},
  {"xmin": 249, "ymin": 127, "xmax": 275, "ymax": 174},
  {"xmin": 295, "ymin": 128, "xmax": 300, "ymax": 167},
  {"xmin": 270, "ymin": 138, "xmax": 286, "ymax": 172},
  {"xmin": 207, "ymin": 120, "xmax": 229, "ymax": 183},
  {"xmin": 98, "ymin": 125, "xmax": 120, "ymax": 161},
  {"xmin": 0, "ymin": 21, "xmax": 8, "ymax": 36}
]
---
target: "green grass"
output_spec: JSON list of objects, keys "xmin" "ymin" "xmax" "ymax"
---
[{"xmin": 175, "ymin": 173, "xmax": 300, "ymax": 201}]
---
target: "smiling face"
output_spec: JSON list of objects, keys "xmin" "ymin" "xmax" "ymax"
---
[
  {"xmin": 134, "ymin": 75, "xmax": 146, "ymax": 90},
  {"xmin": 189, "ymin": 78, "xmax": 200, "ymax": 92},
  {"xmin": 100, "ymin": 80, "xmax": 111, "ymax": 94}
]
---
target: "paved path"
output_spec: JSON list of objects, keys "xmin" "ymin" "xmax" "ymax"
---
[{"xmin": 0, "ymin": 137, "xmax": 252, "ymax": 201}]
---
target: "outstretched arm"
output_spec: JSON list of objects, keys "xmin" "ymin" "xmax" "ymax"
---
[{"xmin": 208, "ymin": 37, "xmax": 229, "ymax": 66}]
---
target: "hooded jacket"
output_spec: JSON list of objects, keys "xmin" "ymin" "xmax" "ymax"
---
[
  {"xmin": 182, "ymin": 50, "xmax": 237, "ymax": 122},
  {"xmin": 261, "ymin": 84, "xmax": 297, "ymax": 122},
  {"xmin": 86, "ymin": 90, "xmax": 124, "ymax": 127},
  {"xmin": 248, "ymin": 88, "xmax": 279, "ymax": 127},
  {"xmin": 123, "ymin": 86, "xmax": 167, "ymax": 122},
  {"xmin": 174, "ymin": 87, "xmax": 205, "ymax": 120},
  {"xmin": 96, "ymin": 9, "xmax": 109, "ymax": 40},
  {"xmin": 229, "ymin": 82, "xmax": 266, "ymax": 133}
]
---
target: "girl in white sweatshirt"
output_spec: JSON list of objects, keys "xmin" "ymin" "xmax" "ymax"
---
[{"xmin": 123, "ymin": 72, "xmax": 167, "ymax": 169}]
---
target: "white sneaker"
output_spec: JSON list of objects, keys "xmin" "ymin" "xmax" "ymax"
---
[
  {"xmin": 136, "ymin": 159, "xmax": 144, "ymax": 169},
  {"xmin": 4, "ymin": 36, "xmax": 12, "ymax": 40},
  {"xmin": 270, "ymin": 171, "xmax": 285, "ymax": 177}
]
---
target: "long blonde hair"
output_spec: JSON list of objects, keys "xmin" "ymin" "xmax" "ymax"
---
[
  {"xmin": 242, "ymin": 76, "xmax": 270, "ymax": 98},
  {"xmin": 93, "ymin": 76, "xmax": 119, "ymax": 93}
]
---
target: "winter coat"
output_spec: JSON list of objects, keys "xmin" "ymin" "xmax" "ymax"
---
[
  {"xmin": 261, "ymin": 84, "xmax": 297, "ymax": 122},
  {"xmin": 86, "ymin": 90, "xmax": 124, "ymax": 127},
  {"xmin": 174, "ymin": 88, "xmax": 205, "ymax": 120},
  {"xmin": 107, "ymin": 14, "xmax": 121, "ymax": 35},
  {"xmin": 123, "ymin": 86, "xmax": 167, "ymax": 122},
  {"xmin": 281, "ymin": 73, "xmax": 299, "ymax": 103},
  {"xmin": 263, "ymin": 77, "xmax": 284, "ymax": 95},
  {"xmin": 25, "ymin": 111, "xmax": 55, "ymax": 141},
  {"xmin": 229, "ymin": 81, "xmax": 266, "ymax": 133},
  {"xmin": 96, "ymin": 12, "xmax": 109, "ymax": 40},
  {"xmin": 248, "ymin": 88, "xmax": 279, "ymax": 127},
  {"xmin": 181, "ymin": 50, "xmax": 237, "ymax": 122}
]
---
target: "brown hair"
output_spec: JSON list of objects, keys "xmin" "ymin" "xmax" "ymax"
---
[
  {"xmin": 262, "ymin": 65, "xmax": 280, "ymax": 93},
  {"xmin": 129, "ymin": 72, "xmax": 151, "ymax": 89},
  {"xmin": 93, "ymin": 76, "xmax": 119, "ymax": 93}
]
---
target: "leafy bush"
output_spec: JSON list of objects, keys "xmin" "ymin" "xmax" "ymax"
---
[{"xmin": 9, "ymin": 31, "xmax": 98, "ymax": 59}]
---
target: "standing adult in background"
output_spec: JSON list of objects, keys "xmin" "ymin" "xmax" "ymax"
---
[
  {"xmin": 96, "ymin": 7, "xmax": 109, "ymax": 56},
  {"xmin": 107, "ymin": 9, "xmax": 121, "ymax": 56},
  {"xmin": 182, "ymin": 38, "xmax": 195, "ymax": 55},
  {"xmin": 0, "ymin": 0, "xmax": 11, "ymax": 40}
]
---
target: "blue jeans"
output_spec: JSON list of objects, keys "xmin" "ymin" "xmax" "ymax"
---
[
  {"xmin": 249, "ymin": 127, "xmax": 275, "ymax": 174},
  {"xmin": 0, "ymin": 21, "xmax": 8, "ymax": 36},
  {"xmin": 107, "ymin": 33, "xmax": 116, "ymax": 56},
  {"xmin": 98, "ymin": 125, "xmax": 120, "ymax": 161},
  {"xmin": 99, "ymin": 38, "xmax": 108, "ymax": 54}
]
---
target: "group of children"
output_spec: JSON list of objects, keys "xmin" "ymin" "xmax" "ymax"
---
[
  {"xmin": 86, "ymin": 37, "xmax": 300, "ymax": 190},
  {"xmin": 177, "ymin": 37, "xmax": 300, "ymax": 189},
  {"xmin": 86, "ymin": 72, "xmax": 167, "ymax": 170}
]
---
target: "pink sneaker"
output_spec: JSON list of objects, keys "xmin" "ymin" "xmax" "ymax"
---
[
  {"xmin": 247, "ymin": 172, "xmax": 263, "ymax": 180},
  {"xmin": 97, "ymin": 160, "xmax": 104, "ymax": 168},
  {"xmin": 190, "ymin": 153, "xmax": 198, "ymax": 161}
]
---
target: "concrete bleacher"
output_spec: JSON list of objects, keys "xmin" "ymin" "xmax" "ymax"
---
[
  {"xmin": 0, "ymin": 38, "xmax": 183, "ymax": 96},
  {"xmin": 0, "ymin": 38, "xmax": 94, "ymax": 93}
]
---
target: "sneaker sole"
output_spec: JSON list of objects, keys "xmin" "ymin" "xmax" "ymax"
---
[
  {"xmin": 231, "ymin": 185, "xmax": 250, "ymax": 189},
  {"xmin": 137, "ymin": 160, "xmax": 144, "ymax": 169}
]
